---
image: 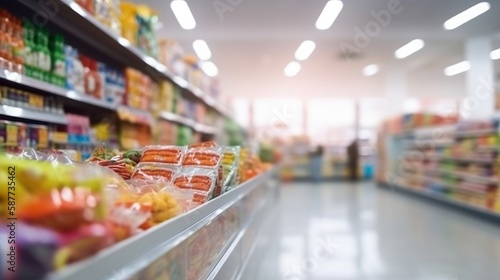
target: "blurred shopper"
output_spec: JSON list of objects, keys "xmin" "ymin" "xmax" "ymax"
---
[
  {"xmin": 347, "ymin": 140, "xmax": 359, "ymax": 181},
  {"xmin": 310, "ymin": 145, "xmax": 324, "ymax": 183}
]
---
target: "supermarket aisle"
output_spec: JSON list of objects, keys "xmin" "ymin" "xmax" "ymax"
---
[{"xmin": 255, "ymin": 182, "xmax": 500, "ymax": 280}]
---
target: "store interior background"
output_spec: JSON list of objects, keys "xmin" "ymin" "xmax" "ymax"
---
[{"xmin": 143, "ymin": 0, "xmax": 500, "ymax": 180}]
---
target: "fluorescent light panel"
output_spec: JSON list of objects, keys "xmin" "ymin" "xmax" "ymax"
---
[
  {"xmin": 295, "ymin": 40, "xmax": 316, "ymax": 61},
  {"xmin": 395, "ymin": 39, "xmax": 425, "ymax": 59},
  {"xmin": 193, "ymin": 40, "xmax": 211, "ymax": 60},
  {"xmin": 363, "ymin": 64, "xmax": 379, "ymax": 76},
  {"xmin": 490, "ymin": 48, "xmax": 500, "ymax": 60},
  {"xmin": 444, "ymin": 61, "xmax": 470, "ymax": 76},
  {"xmin": 284, "ymin": 61, "xmax": 301, "ymax": 77},
  {"xmin": 171, "ymin": 0, "xmax": 196, "ymax": 30},
  {"xmin": 444, "ymin": 2, "xmax": 490, "ymax": 30},
  {"xmin": 202, "ymin": 61, "xmax": 218, "ymax": 77},
  {"xmin": 316, "ymin": 0, "xmax": 343, "ymax": 30}
]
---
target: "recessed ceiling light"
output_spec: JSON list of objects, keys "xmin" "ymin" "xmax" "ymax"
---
[
  {"xmin": 193, "ymin": 40, "xmax": 212, "ymax": 60},
  {"xmin": 444, "ymin": 2, "xmax": 490, "ymax": 30},
  {"xmin": 171, "ymin": 0, "xmax": 196, "ymax": 30},
  {"xmin": 362, "ymin": 64, "xmax": 379, "ymax": 76},
  {"xmin": 395, "ymin": 39, "xmax": 425, "ymax": 59},
  {"xmin": 316, "ymin": 0, "xmax": 343, "ymax": 30},
  {"xmin": 202, "ymin": 61, "xmax": 218, "ymax": 77},
  {"xmin": 295, "ymin": 40, "xmax": 316, "ymax": 61},
  {"xmin": 444, "ymin": 61, "xmax": 470, "ymax": 76},
  {"xmin": 284, "ymin": 61, "xmax": 301, "ymax": 77},
  {"xmin": 490, "ymin": 48, "xmax": 500, "ymax": 60}
]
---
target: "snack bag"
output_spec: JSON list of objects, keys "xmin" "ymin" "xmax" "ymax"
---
[
  {"xmin": 141, "ymin": 145, "xmax": 186, "ymax": 165},
  {"xmin": 171, "ymin": 168, "xmax": 218, "ymax": 206},
  {"xmin": 131, "ymin": 162, "xmax": 179, "ymax": 181}
]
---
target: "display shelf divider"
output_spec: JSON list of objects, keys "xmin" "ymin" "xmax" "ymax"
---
[{"xmin": 47, "ymin": 167, "xmax": 277, "ymax": 280}]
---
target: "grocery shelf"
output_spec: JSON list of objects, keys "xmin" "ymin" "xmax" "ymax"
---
[
  {"xmin": 454, "ymin": 128, "xmax": 497, "ymax": 137},
  {"xmin": 379, "ymin": 182, "xmax": 500, "ymax": 221},
  {"xmin": 116, "ymin": 106, "xmax": 154, "ymax": 126},
  {"xmin": 160, "ymin": 111, "xmax": 218, "ymax": 134},
  {"xmin": 425, "ymin": 154, "xmax": 496, "ymax": 164},
  {"xmin": 438, "ymin": 169, "xmax": 499, "ymax": 185},
  {"xmin": 0, "ymin": 105, "xmax": 68, "ymax": 125},
  {"xmin": 48, "ymin": 167, "xmax": 280, "ymax": 280},
  {"xmin": 15, "ymin": 0, "xmax": 231, "ymax": 119},
  {"xmin": 0, "ymin": 69, "xmax": 117, "ymax": 110}
]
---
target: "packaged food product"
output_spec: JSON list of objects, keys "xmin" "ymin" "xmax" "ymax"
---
[
  {"xmin": 189, "ymin": 141, "xmax": 217, "ymax": 148},
  {"xmin": 141, "ymin": 145, "xmax": 186, "ymax": 165},
  {"xmin": 115, "ymin": 179, "xmax": 183, "ymax": 229},
  {"xmin": 182, "ymin": 147, "xmax": 223, "ymax": 168},
  {"xmin": 131, "ymin": 163, "xmax": 178, "ymax": 181},
  {"xmin": 0, "ymin": 222, "xmax": 59, "ymax": 280},
  {"xmin": 172, "ymin": 168, "xmax": 217, "ymax": 205}
]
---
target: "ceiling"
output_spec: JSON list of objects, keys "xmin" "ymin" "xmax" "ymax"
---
[{"xmin": 140, "ymin": 0, "xmax": 500, "ymax": 101}]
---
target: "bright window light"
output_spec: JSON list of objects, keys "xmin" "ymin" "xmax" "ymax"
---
[
  {"xmin": 490, "ymin": 48, "xmax": 500, "ymax": 60},
  {"xmin": 444, "ymin": 2, "xmax": 490, "ymax": 30},
  {"xmin": 193, "ymin": 40, "xmax": 212, "ymax": 60},
  {"xmin": 316, "ymin": 0, "xmax": 343, "ymax": 30},
  {"xmin": 284, "ymin": 61, "xmax": 301, "ymax": 77},
  {"xmin": 171, "ymin": 0, "xmax": 196, "ymax": 30},
  {"xmin": 444, "ymin": 61, "xmax": 470, "ymax": 76},
  {"xmin": 395, "ymin": 39, "xmax": 425, "ymax": 59},
  {"xmin": 362, "ymin": 64, "xmax": 379, "ymax": 76},
  {"xmin": 201, "ymin": 61, "xmax": 218, "ymax": 77},
  {"xmin": 295, "ymin": 40, "xmax": 316, "ymax": 61}
]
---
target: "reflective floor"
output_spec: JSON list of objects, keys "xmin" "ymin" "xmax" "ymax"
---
[{"xmin": 255, "ymin": 182, "xmax": 500, "ymax": 280}]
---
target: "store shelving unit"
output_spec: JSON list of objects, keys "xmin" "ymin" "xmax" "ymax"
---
[
  {"xmin": 160, "ymin": 111, "xmax": 218, "ymax": 135},
  {"xmin": 15, "ymin": 0, "xmax": 231, "ymax": 118},
  {"xmin": 47, "ymin": 167, "xmax": 280, "ymax": 280},
  {"xmin": 380, "ymin": 120, "xmax": 500, "ymax": 220},
  {"xmin": 0, "ymin": 69, "xmax": 117, "ymax": 110},
  {"xmin": 0, "ymin": 105, "xmax": 68, "ymax": 125},
  {"xmin": 379, "ymin": 182, "xmax": 500, "ymax": 221}
]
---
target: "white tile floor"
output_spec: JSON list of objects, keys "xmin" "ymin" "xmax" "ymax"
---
[{"xmin": 254, "ymin": 182, "xmax": 500, "ymax": 280}]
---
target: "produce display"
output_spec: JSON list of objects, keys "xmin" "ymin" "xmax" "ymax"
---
[{"xmin": 0, "ymin": 140, "xmax": 269, "ymax": 279}]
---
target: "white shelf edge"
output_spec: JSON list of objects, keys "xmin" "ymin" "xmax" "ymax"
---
[
  {"xmin": 160, "ymin": 111, "xmax": 218, "ymax": 134},
  {"xmin": 387, "ymin": 183, "xmax": 500, "ymax": 219},
  {"xmin": 47, "ymin": 167, "xmax": 278, "ymax": 280},
  {"xmin": 0, "ymin": 69, "xmax": 116, "ymax": 110},
  {"xmin": 61, "ymin": 0, "xmax": 232, "ymax": 119},
  {"xmin": 0, "ymin": 105, "xmax": 68, "ymax": 125}
]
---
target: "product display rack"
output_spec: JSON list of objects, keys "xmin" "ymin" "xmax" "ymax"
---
[
  {"xmin": 47, "ymin": 167, "xmax": 280, "ymax": 280},
  {"xmin": 14, "ymin": 0, "xmax": 230, "ymax": 118},
  {"xmin": 380, "ymin": 118, "xmax": 500, "ymax": 219},
  {"xmin": 0, "ymin": 104, "xmax": 68, "ymax": 125}
]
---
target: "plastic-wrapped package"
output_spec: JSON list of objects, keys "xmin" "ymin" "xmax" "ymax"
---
[
  {"xmin": 182, "ymin": 147, "xmax": 223, "ymax": 168},
  {"xmin": 0, "ymin": 155, "xmax": 114, "ymax": 273},
  {"xmin": 222, "ymin": 146, "xmax": 241, "ymax": 192},
  {"xmin": 140, "ymin": 145, "xmax": 186, "ymax": 165},
  {"xmin": 188, "ymin": 141, "xmax": 217, "ymax": 148},
  {"xmin": 115, "ymin": 179, "xmax": 184, "ymax": 229},
  {"xmin": 131, "ymin": 163, "xmax": 178, "ymax": 181},
  {"xmin": 172, "ymin": 168, "xmax": 218, "ymax": 206},
  {"xmin": 1, "ymin": 223, "xmax": 59, "ymax": 280}
]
